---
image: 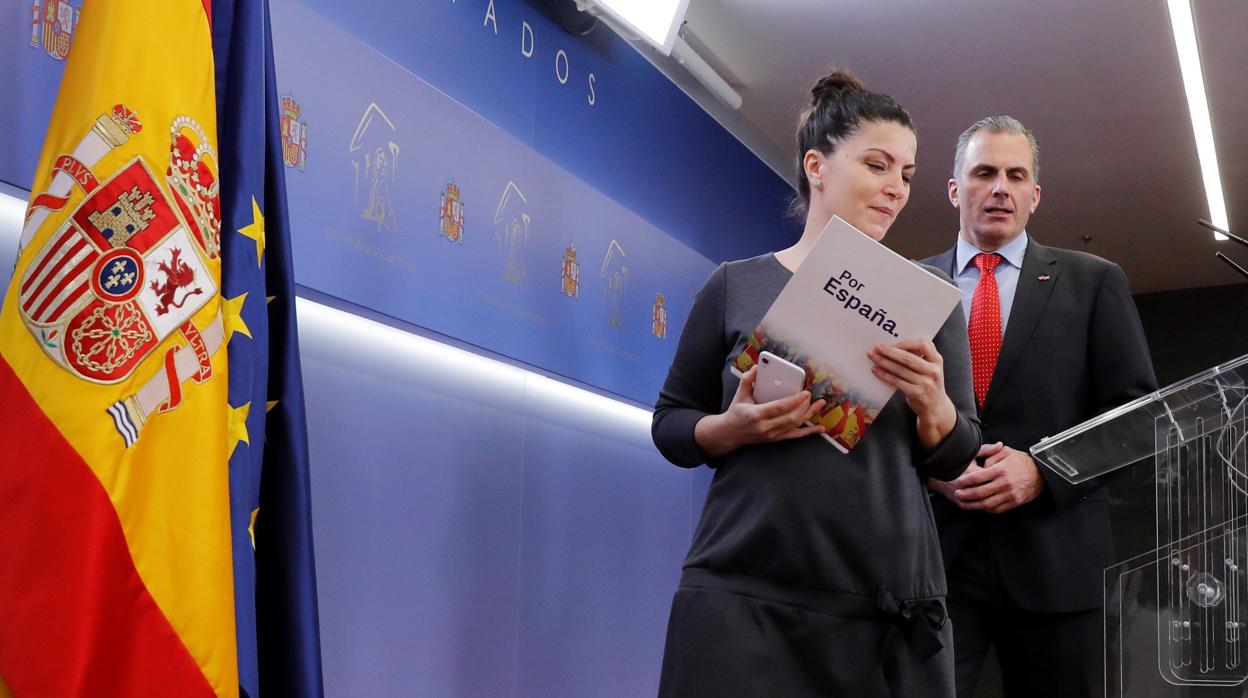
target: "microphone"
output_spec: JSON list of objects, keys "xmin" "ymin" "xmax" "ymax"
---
[
  {"xmin": 1198, "ymin": 218, "xmax": 1248, "ymax": 247},
  {"xmin": 1216, "ymin": 251, "xmax": 1248, "ymax": 281},
  {"xmin": 1198, "ymin": 220, "xmax": 1248, "ymax": 281}
]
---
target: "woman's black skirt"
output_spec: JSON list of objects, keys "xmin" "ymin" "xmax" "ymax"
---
[{"xmin": 658, "ymin": 569, "xmax": 955, "ymax": 698}]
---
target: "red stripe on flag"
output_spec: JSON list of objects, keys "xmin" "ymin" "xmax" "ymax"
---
[
  {"xmin": 23, "ymin": 235, "xmax": 90, "ymax": 306},
  {"xmin": 20, "ymin": 228, "xmax": 77, "ymax": 296},
  {"xmin": 0, "ymin": 358, "xmax": 216, "ymax": 698},
  {"xmin": 30, "ymin": 244, "xmax": 96, "ymax": 321},
  {"xmin": 43, "ymin": 281, "xmax": 90, "ymax": 325}
]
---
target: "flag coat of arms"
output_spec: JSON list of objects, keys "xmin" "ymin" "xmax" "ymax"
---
[
  {"xmin": 31, "ymin": 0, "xmax": 80, "ymax": 60},
  {"xmin": 0, "ymin": 0, "xmax": 323, "ymax": 696}
]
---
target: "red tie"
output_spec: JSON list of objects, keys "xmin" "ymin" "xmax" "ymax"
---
[{"xmin": 968, "ymin": 253, "xmax": 1003, "ymax": 408}]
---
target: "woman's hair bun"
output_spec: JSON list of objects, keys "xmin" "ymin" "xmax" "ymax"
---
[
  {"xmin": 810, "ymin": 70, "xmax": 863, "ymax": 107},
  {"xmin": 790, "ymin": 68, "xmax": 912, "ymax": 219}
]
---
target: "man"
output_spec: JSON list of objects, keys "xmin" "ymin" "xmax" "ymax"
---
[{"xmin": 922, "ymin": 116, "xmax": 1157, "ymax": 698}]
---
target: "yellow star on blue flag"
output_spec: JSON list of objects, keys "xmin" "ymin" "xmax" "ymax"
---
[
  {"xmin": 227, "ymin": 401, "xmax": 251, "ymax": 457},
  {"xmin": 238, "ymin": 196, "xmax": 266, "ymax": 266},
  {"xmin": 223, "ymin": 292, "xmax": 252, "ymax": 345}
]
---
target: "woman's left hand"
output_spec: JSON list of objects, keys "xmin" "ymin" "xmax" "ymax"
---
[{"xmin": 868, "ymin": 339, "xmax": 956, "ymax": 449}]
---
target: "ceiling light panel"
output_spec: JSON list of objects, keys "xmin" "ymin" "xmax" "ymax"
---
[
  {"xmin": 1167, "ymin": 0, "xmax": 1230, "ymax": 240},
  {"xmin": 589, "ymin": 0, "xmax": 691, "ymax": 55}
]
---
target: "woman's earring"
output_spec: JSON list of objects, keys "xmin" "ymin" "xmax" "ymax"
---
[{"xmin": 813, "ymin": 178, "xmax": 823, "ymax": 189}]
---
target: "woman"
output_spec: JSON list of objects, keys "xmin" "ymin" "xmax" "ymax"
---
[{"xmin": 651, "ymin": 71, "xmax": 980, "ymax": 696}]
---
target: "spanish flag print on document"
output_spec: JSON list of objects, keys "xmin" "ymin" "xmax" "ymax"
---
[{"xmin": 0, "ymin": 1, "xmax": 322, "ymax": 696}]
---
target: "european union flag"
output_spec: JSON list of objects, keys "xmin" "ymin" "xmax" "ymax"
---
[{"xmin": 212, "ymin": 1, "xmax": 324, "ymax": 695}]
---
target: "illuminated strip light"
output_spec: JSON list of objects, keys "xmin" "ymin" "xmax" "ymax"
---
[
  {"xmin": 0, "ymin": 189, "xmax": 27, "ymax": 260},
  {"xmin": 294, "ymin": 297, "xmax": 654, "ymax": 431},
  {"xmin": 0, "ymin": 189, "xmax": 26, "ymax": 232},
  {"xmin": 1167, "ymin": 0, "xmax": 1230, "ymax": 240},
  {"xmin": 0, "ymin": 188, "xmax": 654, "ymax": 430}
]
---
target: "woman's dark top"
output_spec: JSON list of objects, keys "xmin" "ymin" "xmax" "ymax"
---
[{"xmin": 652, "ymin": 253, "xmax": 981, "ymax": 601}]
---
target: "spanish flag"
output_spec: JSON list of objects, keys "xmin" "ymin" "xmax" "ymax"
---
[{"xmin": 0, "ymin": 0, "xmax": 322, "ymax": 695}]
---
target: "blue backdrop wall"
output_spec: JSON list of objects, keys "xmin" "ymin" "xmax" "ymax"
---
[{"xmin": 0, "ymin": 0, "xmax": 797, "ymax": 694}]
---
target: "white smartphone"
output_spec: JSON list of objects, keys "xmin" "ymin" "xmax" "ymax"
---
[{"xmin": 753, "ymin": 351, "xmax": 807, "ymax": 403}]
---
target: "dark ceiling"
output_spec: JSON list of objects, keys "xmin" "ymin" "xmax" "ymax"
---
[{"xmin": 638, "ymin": 0, "xmax": 1246, "ymax": 292}]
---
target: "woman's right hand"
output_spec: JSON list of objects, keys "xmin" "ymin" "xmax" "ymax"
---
[{"xmin": 694, "ymin": 365, "xmax": 827, "ymax": 458}]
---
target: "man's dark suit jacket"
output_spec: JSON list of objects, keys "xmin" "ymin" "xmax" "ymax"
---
[{"xmin": 922, "ymin": 238, "xmax": 1158, "ymax": 613}]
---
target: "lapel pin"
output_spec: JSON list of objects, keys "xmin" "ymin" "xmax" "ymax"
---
[{"xmin": 1037, "ymin": 274, "xmax": 1051, "ymax": 281}]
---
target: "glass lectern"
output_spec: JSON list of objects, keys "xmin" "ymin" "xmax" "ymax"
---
[{"xmin": 1032, "ymin": 354, "xmax": 1248, "ymax": 696}]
